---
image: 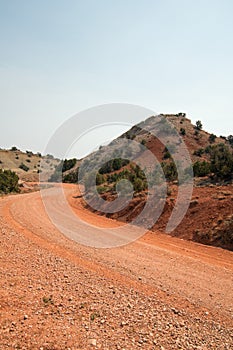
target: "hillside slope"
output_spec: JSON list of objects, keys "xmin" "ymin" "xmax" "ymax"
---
[
  {"xmin": 0, "ymin": 148, "xmax": 60, "ymax": 182},
  {"xmin": 70, "ymin": 113, "xmax": 233, "ymax": 250}
]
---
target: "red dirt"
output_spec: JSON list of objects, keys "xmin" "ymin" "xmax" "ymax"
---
[{"xmin": 1, "ymin": 184, "xmax": 233, "ymax": 349}]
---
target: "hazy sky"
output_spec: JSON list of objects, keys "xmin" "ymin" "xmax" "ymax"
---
[{"xmin": 1, "ymin": 0, "xmax": 233, "ymax": 158}]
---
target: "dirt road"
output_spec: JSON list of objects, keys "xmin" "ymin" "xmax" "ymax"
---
[{"xmin": 0, "ymin": 184, "xmax": 233, "ymax": 349}]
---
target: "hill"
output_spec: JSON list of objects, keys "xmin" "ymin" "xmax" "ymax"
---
[
  {"xmin": 0, "ymin": 147, "xmax": 41, "ymax": 181},
  {"xmin": 0, "ymin": 147, "xmax": 61, "ymax": 190},
  {"xmin": 67, "ymin": 113, "xmax": 233, "ymax": 250}
]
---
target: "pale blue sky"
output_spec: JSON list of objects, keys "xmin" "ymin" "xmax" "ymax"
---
[{"xmin": 0, "ymin": 0, "xmax": 233, "ymax": 157}]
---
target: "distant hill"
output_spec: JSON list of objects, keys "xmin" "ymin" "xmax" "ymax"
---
[{"xmin": 0, "ymin": 147, "xmax": 60, "ymax": 182}]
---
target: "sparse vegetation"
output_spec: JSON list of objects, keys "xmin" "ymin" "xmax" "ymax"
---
[
  {"xmin": 90, "ymin": 312, "xmax": 100, "ymax": 321},
  {"xmin": 99, "ymin": 158, "xmax": 130, "ymax": 174},
  {"xmin": 42, "ymin": 296, "xmax": 54, "ymax": 305},
  {"xmin": 48, "ymin": 158, "xmax": 77, "ymax": 182}
]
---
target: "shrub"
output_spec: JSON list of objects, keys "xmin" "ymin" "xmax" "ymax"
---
[
  {"xmin": 161, "ymin": 161, "xmax": 178, "ymax": 181},
  {"xmin": 140, "ymin": 139, "xmax": 146, "ymax": 146},
  {"xmin": 26, "ymin": 151, "xmax": 33, "ymax": 157},
  {"xmin": 96, "ymin": 172, "xmax": 105, "ymax": 185},
  {"xmin": 193, "ymin": 161, "xmax": 211, "ymax": 177},
  {"xmin": 180, "ymin": 128, "xmax": 186, "ymax": 135},
  {"xmin": 227, "ymin": 135, "xmax": 233, "ymax": 146},
  {"xmin": 209, "ymin": 144, "xmax": 233, "ymax": 179},
  {"xmin": 163, "ymin": 147, "xmax": 171, "ymax": 159},
  {"xmin": 204, "ymin": 145, "xmax": 212, "ymax": 154},
  {"xmin": 62, "ymin": 158, "xmax": 77, "ymax": 172},
  {"xmin": 99, "ymin": 158, "xmax": 129, "ymax": 174},
  {"xmin": 0, "ymin": 169, "xmax": 19, "ymax": 193},
  {"xmin": 11, "ymin": 146, "xmax": 18, "ymax": 151},
  {"xmin": 177, "ymin": 112, "xmax": 186, "ymax": 118},
  {"xmin": 193, "ymin": 148, "xmax": 204, "ymax": 157},
  {"xmin": 133, "ymin": 177, "xmax": 147, "ymax": 192},
  {"xmin": 195, "ymin": 120, "xmax": 203, "ymax": 131},
  {"xmin": 97, "ymin": 186, "xmax": 110, "ymax": 194},
  {"xmin": 19, "ymin": 163, "xmax": 29, "ymax": 172},
  {"xmin": 209, "ymin": 133, "xmax": 216, "ymax": 143},
  {"xmin": 63, "ymin": 171, "xmax": 79, "ymax": 183},
  {"xmin": 104, "ymin": 163, "xmax": 148, "ymax": 193},
  {"xmin": 46, "ymin": 154, "xmax": 54, "ymax": 159}
]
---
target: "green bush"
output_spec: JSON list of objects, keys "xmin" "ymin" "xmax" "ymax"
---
[
  {"xmin": 62, "ymin": 158, "xmax": 77, "ymax": 172},
  {"xmin": 227, "ymin": 135, "xmax": 233, "ymax": 146},
  {"xmin": 0, "ymin": 169, "xmax": 19, "ymax": 194},
  {"xmin": 99, "ymin": 158, "xmax": 129, "ymax": 174},
  {"xmin": 97, "ymin": 186, "xmax": 110, "ymax": 194},
  {"xmin": 204, "ymin": 145, "xmax": 212, "ymax": 154},
  {"xmin": 104, "ymin": 163, "xmax": 148, "ymax": 193},
  {"xmin": 193, "ymin": 161, "xmax": 211, "ymax": 177},
  {"xmin": 133, "ymin": 177, "xmax": 147, "ymax": 192},
  {"xmin": 49, "ymin": 158, "xmax": 77, "ymax": 182},
  {"xmin": 209, "ymin": 144, "xmax": 233, "ymax": 179},
  {"xmin": 140, "ymin": 139, "xmax": 146, "ymax": 146},
  {"xmin": 161, "ymin": 161, "xmax": 178, "ymax": 181},
  {"xmin": 195, "ymin": 120, "xmax": 203, "ymax": 131},
  {"xmin": 180, "ymin": 128, "xmax": 186, "ymax": 135},
  {"xmin": 193, "ymin": 148, "xmax": 204, "ymax": 157},
  {"xmin": 26, "ymin": 151, "xmax": 33, "ymax": 157},
  {"xmin": 209, "ymin": 133, "xmax": 216, "ymax": 143},
  {"xmin": 19, "ymin": 163, "xmax": 29, "ymax": 172},
  {"xmin": 162, "ymin": 147, "xmax": 171, "ymax": 159},
  {"xmin": 96, "ymin": 172, "xmax": 105, "ymax": 185},
  {"xmin": 63, "ymin": 171, "xmax": 79, "ymax": 183}
]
